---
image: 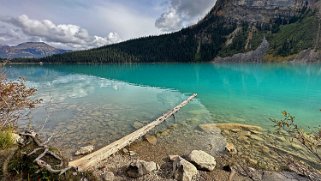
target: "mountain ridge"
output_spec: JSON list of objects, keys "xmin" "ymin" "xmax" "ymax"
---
[
  {"xmin": 22, "ymin": 0, "xmax": 321, "ymax": 63},
  {"xmin": 0, "ymin": 42, "xmax": 68, "ymax": 59}
]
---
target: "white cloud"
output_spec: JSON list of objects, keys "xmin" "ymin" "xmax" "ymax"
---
[
  {"xmin": 0, "ymin": 15, "xmax": 122, "ymax": 50},
  {"xmin": 94, "ymin": 2, "xmax": 161, "ymax": 40},
  {"xmin": 155, "ymin": 0, "xmax": 216, "ymax": 32}
]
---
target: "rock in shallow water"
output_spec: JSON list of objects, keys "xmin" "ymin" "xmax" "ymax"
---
[
  {"xmin": 173, "ymin": 157, "xmax": 198, "ymax": 181},
  {"xmin": 144, "ymin": 134, "xmax": 157, "ymax": 145},
  {"xmin": 75, "ymin": 145, "xmax": 94, "ymax": 156},
  {"xmin": 198, "ymin": 124, "xmax": 221, "ymax": 134},
  {"xmin": 127, "ymin": 160, "xmax": 158, "ymax": 178},
  {"xmin": 187, "ymin": 150, "xmax": 216, "ymax": 171}
]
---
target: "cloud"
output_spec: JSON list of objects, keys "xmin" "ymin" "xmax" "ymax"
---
[
  {"xmin": 0, "ymin": 15, "xmax": 121, "ymax": 49},
  {"xmin": 94, "ymin": 2, "xmax": 161, "ymax": 40},
  {"xmin": 155, "ymin": 0, "xmax": 216, "ymax": 32}
]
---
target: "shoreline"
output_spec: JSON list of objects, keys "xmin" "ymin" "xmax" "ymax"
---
[{"xmin": 85, "ymin": 122, "xmax": 319, "ymax": 180}]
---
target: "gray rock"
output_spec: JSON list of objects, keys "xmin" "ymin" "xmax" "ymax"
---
[
  {"xmin": 75, "ymin": 145, "xmax": 94, "ymax": 156},
  {"xmin": 101, "ymin": 171, "xmax": 114, "ymax": 181},
  {"xmin": 127, "ymin": 160, "xmax": 158, "ymax": 178},
  {"xmin": 173, "ymin": 157, "xmax": 198, "ymax": 181},
  {"xmin": 187, "ymin": 150, "xmax": 216, "ymax": 171},
  {"xmin": 262, "ymin": 171, "xmax": 309, "ymax": 181}
]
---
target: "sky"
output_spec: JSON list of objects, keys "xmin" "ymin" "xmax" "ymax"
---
[{"xmin": 0, "ymin": 0, "xmax": 216, "ymax": 50}]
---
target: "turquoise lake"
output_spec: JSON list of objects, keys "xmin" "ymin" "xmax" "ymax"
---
[{"xmin": 4, "ymin": 63, "xmax": 321, "ymax": 155}]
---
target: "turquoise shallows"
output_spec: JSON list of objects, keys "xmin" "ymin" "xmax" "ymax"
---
[{"xmin": 5, "ymin": 63, "xmax": 321, "ymax": 130}]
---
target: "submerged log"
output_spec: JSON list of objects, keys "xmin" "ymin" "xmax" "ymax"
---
[{"xmin": 69, "ymin": 94, "xmax": 198, "ymax": 171}]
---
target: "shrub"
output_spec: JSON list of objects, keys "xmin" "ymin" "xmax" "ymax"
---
[{"xmin": 0, "ymin": 63, "xmax": 41, "ymax": 130}]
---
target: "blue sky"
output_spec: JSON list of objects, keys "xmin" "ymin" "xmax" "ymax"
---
[{"xmin": 0, "ymin": 0, "xmax": 216, "ymax": 49}]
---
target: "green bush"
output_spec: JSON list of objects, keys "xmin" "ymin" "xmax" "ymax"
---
[{"xmin": 0, "ymin": 129, "xmax": 14, "ymax": 150}]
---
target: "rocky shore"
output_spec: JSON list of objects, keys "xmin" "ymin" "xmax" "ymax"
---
[{"xmin": 71, "ymin": 122, "xmax": 319, "ymax": 181}]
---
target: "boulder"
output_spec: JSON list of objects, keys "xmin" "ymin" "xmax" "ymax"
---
[
  {"xmin": 127, "ymin": 160, "xmax": 158, "ymax": 178},
  {"xmin": 75, "ymin": 145, "xmax": 94, "ymax": 156},
  {"xmin": 187, "ymin": 150, "xmax": 216, "ymax": 171},
  {"xmin": 173, "ymin": 157, "xmax": 198, "ymax": 181}
]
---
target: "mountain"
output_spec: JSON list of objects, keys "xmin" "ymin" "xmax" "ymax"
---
[
  {"xmin": 39, "ymin": 0, "xmax": 321, "ymax": 63},
  {"xmin": 0, "ymin": 42, "xmax": 68, "ymax": 59}
]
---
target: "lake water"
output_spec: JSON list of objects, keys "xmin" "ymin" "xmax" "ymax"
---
[{"xmin": 4, "ymin": 63, "xmax": 321, "ymax": 156}]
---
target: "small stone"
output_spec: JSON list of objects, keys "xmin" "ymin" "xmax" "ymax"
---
[
  {"xmin": 222, "ymin": 130, "xmax": 230, "ymax": 135},
  {"xmin": 247, "ymin": 157, "xmax": 258, "ymax": 165},
  {"xmin": 132, "ymin": 121, "xmax": 144, "ymax": 129},
  {"xmin": 169, "ymin": 155, "xmax": 180, "ymax": 161},
  {"xmin": 187, "ymin": 150, "xmax": 216, "ymax": 171},
  {"xmin": 122, "ymin": 148, "xmax": 129, "ymax": 154},
  {"xmin": 231, "ymin": 129, "xmax": 241, "ymax": 133},
  {"xmin": 274, "ymin": 135, "xmax": 287, "ymax": 142},
  {"xmin": 169, "ymin": 124, "xmax": 178, "ymax": 129},
  {"xmin": 239, "ymin": 131, "xmax": 251, "ymax": 137},
  {"xmin": 262, "ymin": 146, "xmax": 270, "ymax": 154},
  {"xmin": 225, "ymin": 143, "xmax": 237, "ymax": 154},
  {"xmin": 102, "ymin": 171, "xmax": 114, "ymax": 181},
  {"xmin": 250, "ymin": 135, "xmax": 264, "ymax": 141},
  {"xmin": 173, "ymin": 157, "xmax": 198, "ymax": 181},
  {"xmin": 127, "ymin": 160, "xmax": 158, "ymax": 178},
  {"xmin": 290, "ymin": 143, "xmax": 303, "ymax": 151},
  {"xmin": 250, "ymin": 130, "xmax": 263, "ymax": 135},
  {"xmin": 129, "ymin": 151, "xmax": 137, "ymax": 156},
  {"xmin": 160, "ymin": 130, "xmax": 170, "ymax": 137},
  {"xmin": 144, "ymin": 135, "xmax": 157, "ymax": 145},
  {"xmin": 239, "ymin": 135, "xmax": 249, "ymax": 142},
  {"xmin": 75, "ymin": 145, "xmax": 94, "ymax": 156}
]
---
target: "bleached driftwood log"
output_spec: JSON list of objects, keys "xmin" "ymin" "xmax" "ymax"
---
[{"xmin": 69, "ymin": 94, "xmax": 197, "ymax": 171}]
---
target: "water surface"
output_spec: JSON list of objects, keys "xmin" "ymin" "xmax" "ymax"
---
[{"xmin": 5, "ymin": 63, "xmax": 321, "ymax": 155}]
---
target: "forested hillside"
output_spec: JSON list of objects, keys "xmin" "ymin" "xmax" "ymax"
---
[{"xmin": 20, "ymin": 0, "xmax": 321, "ymax": 63}]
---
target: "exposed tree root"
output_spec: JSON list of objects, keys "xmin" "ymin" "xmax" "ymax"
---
[{"xmin": 18, "ymin": 130, "xmax": 78, "ymax": 176}]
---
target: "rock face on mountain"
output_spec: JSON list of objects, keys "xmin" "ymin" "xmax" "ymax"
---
[
  {"xmin": 39, "ymin": 0, "xmax": 321, "ymax": 63},
  {"xmin": 0, "ymin": 42, "xmax": 68, "ymax": 59},
  {"xmin": 212, "ymin": 0, "xmax": 315, "ymax": 23}
]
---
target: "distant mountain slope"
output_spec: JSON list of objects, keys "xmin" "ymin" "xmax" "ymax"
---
[
  {"xmin": 0, "ymin": 42, "xmax": 68, "ymax": 59},
  {"xmin": 38, "ymin": 0, "xmax": 321, "ymax": 63}
]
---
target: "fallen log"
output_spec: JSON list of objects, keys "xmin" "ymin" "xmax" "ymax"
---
[{"xmin": 69, "ymin": 93, "xmax": 197, "ymax": 170}]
